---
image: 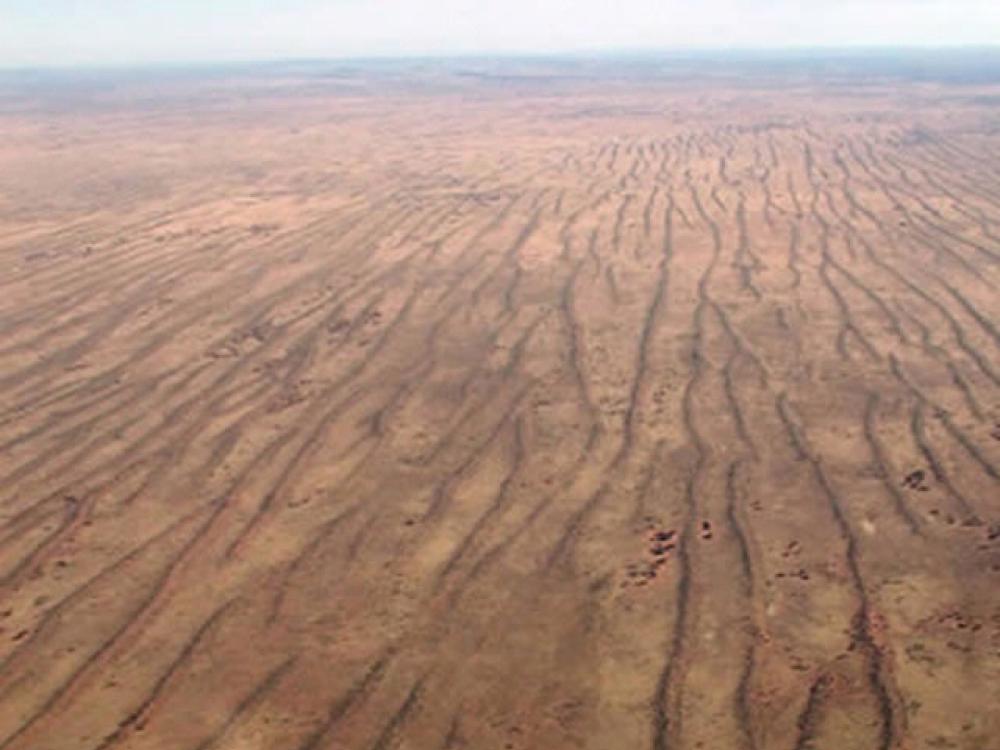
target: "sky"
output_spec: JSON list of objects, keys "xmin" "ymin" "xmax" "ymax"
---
[{"xmin": 1, "ymin": 0, "xmax": 998, "ymax": 68}]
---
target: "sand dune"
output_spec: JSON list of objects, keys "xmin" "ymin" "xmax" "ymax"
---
[{"xmin": 0, "ymin": 60, "xmax": 998, "ymax": 750}]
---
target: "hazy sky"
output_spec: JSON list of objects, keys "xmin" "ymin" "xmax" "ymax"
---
[{"xmin": 1, "ymin": 0, "xmax": 998, "ymax": 67}]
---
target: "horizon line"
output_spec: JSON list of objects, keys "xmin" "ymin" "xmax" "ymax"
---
[{"xmin": 2, "ymin": 42, "xmax": 999, "ymax": 75}]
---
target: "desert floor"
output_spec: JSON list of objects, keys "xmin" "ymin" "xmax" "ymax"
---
[{"xmin": 0, "ymin": 58, "xmax": 998, "ymax": 750}]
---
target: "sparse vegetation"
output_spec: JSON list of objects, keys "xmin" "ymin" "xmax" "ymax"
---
[{"xmin": 0, "ymin": 58, "xmax": 997, "ymax": 750}]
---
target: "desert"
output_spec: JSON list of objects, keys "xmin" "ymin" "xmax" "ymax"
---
[{"xmin": 0, "ymin": 56, "xmax": 998, "ymax": 749}]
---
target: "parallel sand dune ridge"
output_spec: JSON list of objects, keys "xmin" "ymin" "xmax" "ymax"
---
[{"xmin": 0, "ymin": 58, "xmax": 998, "ymax": 749}]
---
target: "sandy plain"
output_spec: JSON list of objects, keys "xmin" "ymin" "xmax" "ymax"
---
[{"xmin": 0, "ymin": 57, "xmax": 998, "ymax": 750}]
